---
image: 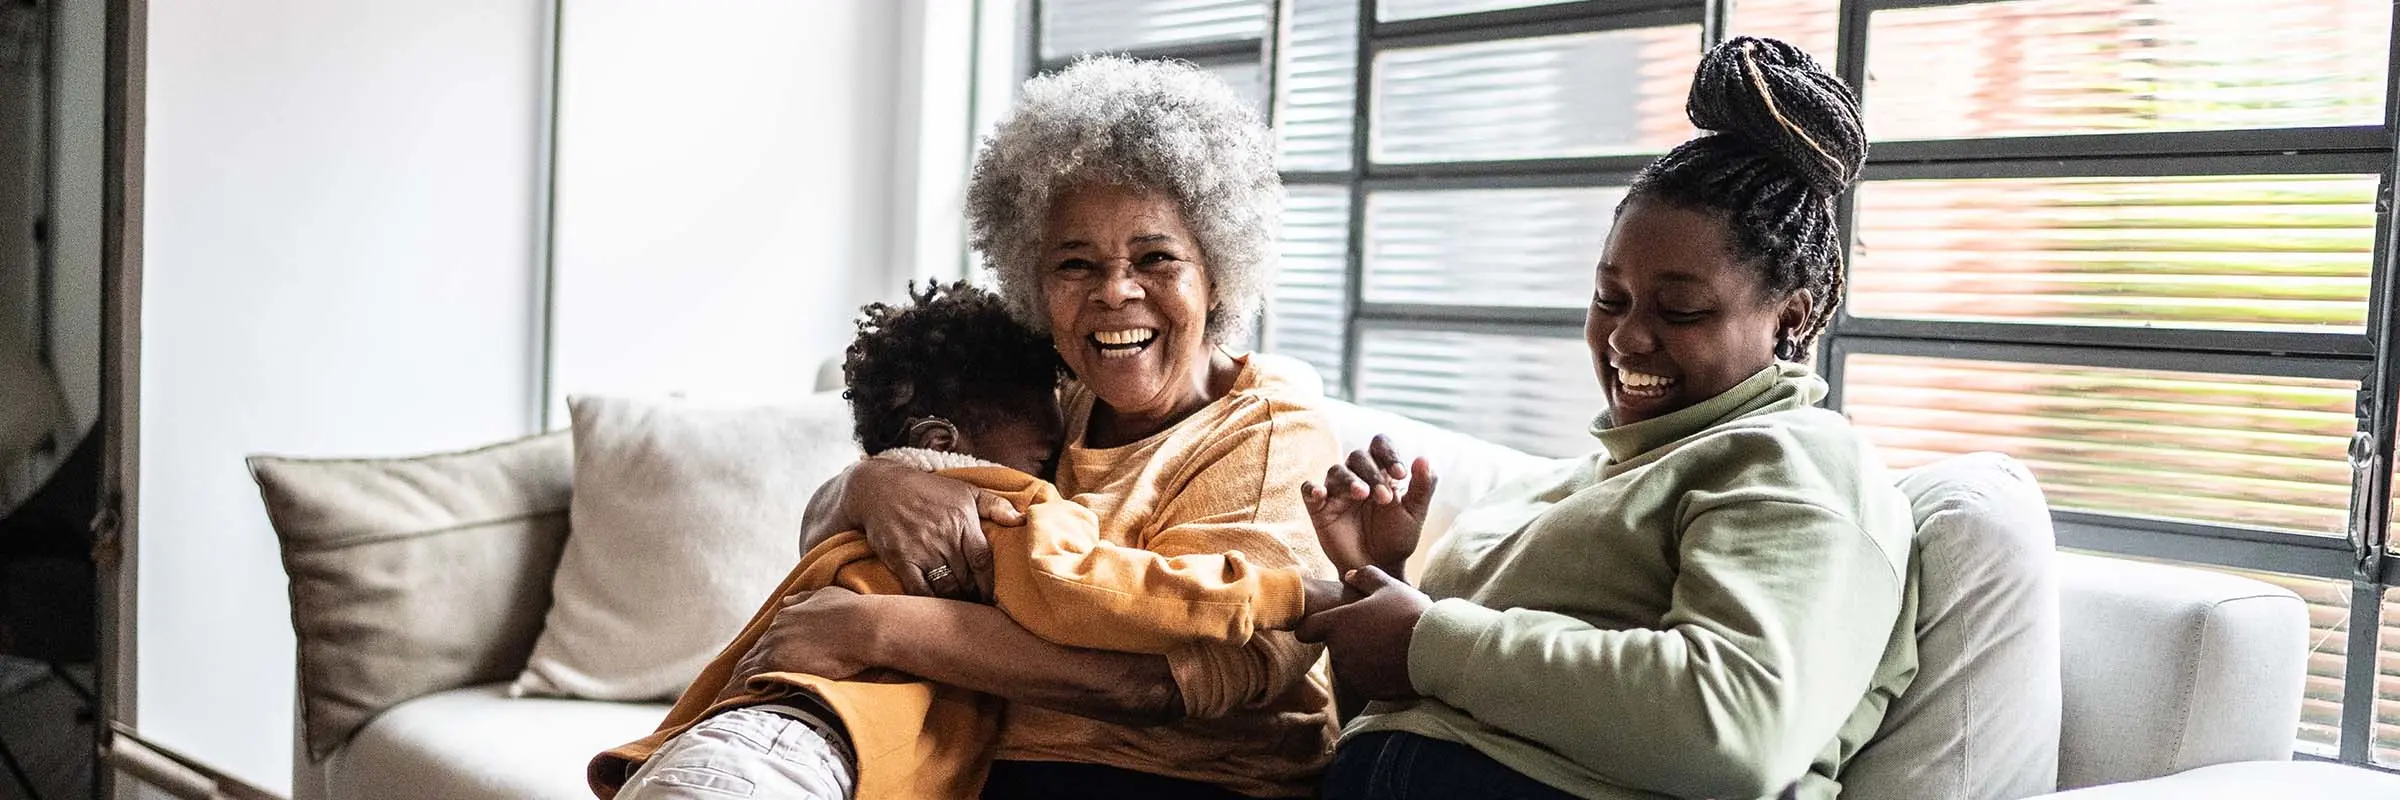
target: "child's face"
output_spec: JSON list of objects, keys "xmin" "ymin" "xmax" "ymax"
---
[{"xmin": 957, "ymin": 390, "xmax": 1066, "ymax": 479}]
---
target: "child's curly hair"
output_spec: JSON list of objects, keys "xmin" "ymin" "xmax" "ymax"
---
[{"xmin": 842, "ymin": 281, "xmax": 1065, "ymax": 455}]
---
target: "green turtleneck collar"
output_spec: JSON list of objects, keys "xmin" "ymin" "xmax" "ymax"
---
[{"xmin": 1589, "ymin": 361, "xmax": 1827, "ymax": 464}]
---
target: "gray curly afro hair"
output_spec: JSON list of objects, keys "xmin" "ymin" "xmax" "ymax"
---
[{"xmin": 966, "ymin": 55, "xmax": 1282, "ymax": 343}]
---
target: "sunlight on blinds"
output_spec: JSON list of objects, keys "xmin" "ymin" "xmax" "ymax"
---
[
  {"xmin": 1864, "ymin": 0, "xmax": 2389, "ymax": 141},
  {"xmin": 1040, "ymin": 0, "xmax": 1268, "ymax": 60},
  {"xmin": 1364, "ymin": 186, "xmax": 1622, "ymax": 307},
  {"xmin": 1266, "ymin": 187, "xmax": 1350, "ymax": 392},
  {"xmin": 1728, "ymin": 0, "xmax": 1840, "ymax": 67},
  {"xmin": 1848, "ymin": 175, "xmax": 2377, "ymax": 333},
  {"xmin": 2381, "ymin": 589, "xmax": 2400, "ymax": 765},
  {"xmin": 1278, "ymin": 0, "xmax": 1358, "ymax": 171},
  {"xmin": 1356, "ymin": 330, "xmax": 1601, "ymax": 458},
  {"xmin": 1843, "ymin": 354, "xmax": 2357, "ymax": 535},
  {"xmin": 1378, "ymin": 0, "xmax": 1575, "ymax": 21},
  {"xmin": 2380, "ymin": 586, "xmax": 2400, "ymax": 768},
  {"xmin": 1206, "ymin": 58, "xmax": 1269, "ymax": 118},
  {"xmin": 1371, "ymin": 26, "xmax": 1699, "ymax": 163}
]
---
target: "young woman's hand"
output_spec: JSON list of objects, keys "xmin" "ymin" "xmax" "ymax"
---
[
  {"xmin": 843, "ymin": 459, "xmax": 1023, "ymax": 601},
  {"xmin": 1302, "ymin": 435, "xmax": 1437, "ymax": 579},
  {"xmin": 1296, "ymin": 566, "xmax": 1431, "ymax": 702}
]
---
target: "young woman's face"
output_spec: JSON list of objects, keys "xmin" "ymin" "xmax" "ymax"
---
[{"xmin": 1586, "ymin": 198, "xmax": 1812, "ymax": 426}]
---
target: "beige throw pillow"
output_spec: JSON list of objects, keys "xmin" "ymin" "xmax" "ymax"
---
[
  {"xmin": 1843, "ymin": 452, "xmax": 2062, "ymax": 800},
  {"xmin": 249, "ymin": 431, "xmax": 574, "ymax": 762},
  {"xmin": 510, "ymin": 393, "xmax": 859, "ymax": 701}
]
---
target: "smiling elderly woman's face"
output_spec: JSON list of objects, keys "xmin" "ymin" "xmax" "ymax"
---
[{"xmin": 1041, "ymin": 182, "xmax": 1218, "ymax": 427}]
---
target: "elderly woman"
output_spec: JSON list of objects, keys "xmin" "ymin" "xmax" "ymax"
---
[
  {"xmin": 1298, "ymin": 38, "xmax": 1918, "ymax": 800},
  {"xmin": 727, "ymin": 57, "xmax": 1343, "ymax": 800}
]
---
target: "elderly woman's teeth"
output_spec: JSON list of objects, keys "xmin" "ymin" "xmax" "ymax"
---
[
  {"xmin": 1618, "ymin": 369, "xmax": 1675, "ymax": 396},
  {"xmin": 1093, "ymin": 328, "xmax": 1158, "ymax": 358}
]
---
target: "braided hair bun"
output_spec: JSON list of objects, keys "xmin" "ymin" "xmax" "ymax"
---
[
  {"xmin": 1622, "ymin": 36, "xmax": 1867, "ymax": 358},
  {"xmin": 1687, "ymin": 36, "xmax": 1865, "ymax": 196}
]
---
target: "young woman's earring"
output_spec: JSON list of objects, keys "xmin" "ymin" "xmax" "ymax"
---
[{"xmin": 1775, "ymin": 334, "xmax": 1803, "ymax": 362}]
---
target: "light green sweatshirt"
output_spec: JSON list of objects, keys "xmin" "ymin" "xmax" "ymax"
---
[{"xmin": 1346, "ymin": 363, "xmax": 1918, "ymax": 800}]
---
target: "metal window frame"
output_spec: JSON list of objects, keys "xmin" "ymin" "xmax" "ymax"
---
[
  {"xmin": 1819, "ymin": 0, "xmax": 2400, "ymax": 769},
  {"xmin": 1022, "ymin": 0, "xmax": 2400, "ymax": 767}
]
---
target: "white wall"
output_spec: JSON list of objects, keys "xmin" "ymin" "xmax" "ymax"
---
[
  {"xmin": 139, "ymin": 1, "xmax": 552, "ymax": 792},
  {"xmin": 546, "ymin": 0, "xmax": 908, "ymax": 414}
]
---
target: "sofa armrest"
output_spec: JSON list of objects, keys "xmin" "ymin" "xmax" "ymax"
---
[{"xmin": 2055, "ymin": 552, "xmax": 2308, "ymax": 790}]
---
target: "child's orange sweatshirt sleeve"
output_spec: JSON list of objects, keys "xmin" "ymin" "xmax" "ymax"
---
[{"xmin": 952, "ymin": 467, "xmax": 1308, "ymax": 655}]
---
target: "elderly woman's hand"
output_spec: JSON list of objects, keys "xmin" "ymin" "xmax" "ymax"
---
[
  {"xmin": 844, "ymin": 458, "xmax": 1024, "ymax": 600},
  {"xmin": 1303, "ymin": 435, "xmax": 1437, "ymax": 578},
  {"xmin": 726, "ymin": 586, "xmax": 897, "ymax": 694},
  {"xmin": 1297, "ymin": 566, "xmax": 1431, "ymax": 702}
]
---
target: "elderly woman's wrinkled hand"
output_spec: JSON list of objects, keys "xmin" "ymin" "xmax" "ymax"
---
[
  {"xmin": 1296, "ymin": 566, "xmax": 1431, "ymax": 703},
  {"xmin": 1302, "ymin": 435, "xmax": 1437, "ymax": 578},
  {"xmin": 729, "ymin": 586, "xmax": 889, "ymax": 689},
  {"xmin": 848, "ymin": 458, "xmax": 1022, "ymax": 601}
]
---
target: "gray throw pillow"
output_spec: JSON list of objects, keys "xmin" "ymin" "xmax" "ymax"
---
[{"xmin": 249, "ymin": 431, "xmax": 574, "ymax": 762}]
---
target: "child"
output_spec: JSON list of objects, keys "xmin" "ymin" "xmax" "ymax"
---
[{"xmin": 591, "ymin": 282, "xmax": 1342, "ymax": 800}]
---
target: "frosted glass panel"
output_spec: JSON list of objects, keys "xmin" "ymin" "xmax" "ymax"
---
[
  {"xmin": 1364, "ymin": 187, "xmax": 1622, "ymax": 307},
  {"xmin": 1041, "ymin": 0, "xmax": 1269, "ymax": 59},
  {"xmin": 1357, "ymin": 330, "xmax": 1600, "ymax": 458},
  {"xmin": 1865, "ymin": 0, "xmax": 2389, "ymax": 141},
  {"xmin": 1267, "ymin": 186, "xmax": 1350, "ymax": 392},
  {"xmin": 1206, "ymin": 58, "xmax": 1269, "ymax": 118},
  {"xmin": 1848, "ymin": 175, "xmax": 2376, "ymax": 333},
  {"xmin": 1278, "ymin": 0, "xmax": 1357, "ymax": 171},
  {"xmin": 1372, "ymin": 26, "xmax": 1701, "ymax": 163},
  {"xmin": 1729, "ymin": 0, "xmax": 1840, "ymax": 67},
  {"xmin": 1842, "ymin": 354, "xmax": 2357, "ymax": 534},
  {"xmin": 2380, "ymin": 589, "xmax": 2400, "ymax": 764},
  {"xmin": 1378, "ymin": 0, "xmax": 1575, "ymax": 21}
]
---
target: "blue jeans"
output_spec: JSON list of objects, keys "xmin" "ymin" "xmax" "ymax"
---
[{"xmin": 1321, "ymin": 732, "xmax": 1583, "ymax": 800}]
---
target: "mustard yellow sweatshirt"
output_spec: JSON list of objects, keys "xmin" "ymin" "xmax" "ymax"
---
[
  {"xmin": 1346, "ymin": 364, "xmax": 1918, "ymax": 800},
  {"xmin": 996, "ymin": 352, "xmax": 1342, "ymax": 798}
]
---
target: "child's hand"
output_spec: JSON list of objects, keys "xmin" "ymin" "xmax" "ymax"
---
[{"xmin": 1301, "ymin": 435, "xmax": 1436, "ymax": 579}]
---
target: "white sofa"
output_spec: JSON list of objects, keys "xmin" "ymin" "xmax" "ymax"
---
[{"xmin": 284, "ymin": 393, "xmax": 2400, "ymax": 800}]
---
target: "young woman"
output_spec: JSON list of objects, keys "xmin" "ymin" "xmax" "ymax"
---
[{"xmin": 1300, "ymin": 37, "xmax": 1917, "ymax": 800}]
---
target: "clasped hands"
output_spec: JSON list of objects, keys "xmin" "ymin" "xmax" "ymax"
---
[{"xmin": 1296, "ymin": 434, "xmax": 1439, "ymax": 704}]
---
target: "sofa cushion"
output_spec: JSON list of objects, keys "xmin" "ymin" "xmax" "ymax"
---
[
  {"xmin": 2052, "ymin": 552, "xmax": 2308, "ymax": 789},
  {"xmin": 511, "ymin": 393, "xmax": 860, "ymax": 701},
  {"xmin": 325, "ymin": 683, "xmax": 669, "ymax": 800},
  {"xmin": 249, "ymin": 431, "xmax": 573, "ymax": 762},
  {"xmin": 2037, "ymin": 761, "xmax": 2400, "ymax": 798},
  {"xmin": 1844, "ymin": 452, "xmax": 2062, "ymax": 800}
]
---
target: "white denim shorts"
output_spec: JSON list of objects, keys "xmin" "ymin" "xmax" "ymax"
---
[{"xmin": 617, "ymin": 704, "xmax": 858, "ymax": 800}]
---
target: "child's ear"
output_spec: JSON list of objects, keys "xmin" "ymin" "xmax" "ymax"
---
[{"xmin": 904, "ymin": 417, "xmax": 962, "ymax": 452}]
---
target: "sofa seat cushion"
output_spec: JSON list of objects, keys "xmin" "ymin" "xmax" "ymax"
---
[
  {"xmin": 327, "ymin": 683, "xmax": 668, "ymax": 800},
  {"xmin": 2039, "ymin": 761, "xmax": 2400, "ymax": 798}
]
